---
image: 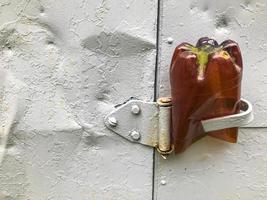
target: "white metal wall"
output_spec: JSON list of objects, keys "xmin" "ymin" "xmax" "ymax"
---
[
  {"xmin": 155, "ymin": 0, "xmax": 267, "ymax": 199},
  {"xmin": 0, "ymin": 0, "xmax": 157, "ymax": 199},
  {"xmin": 0, "ymin": 0, "xmax": 267, "ymax": 200}
]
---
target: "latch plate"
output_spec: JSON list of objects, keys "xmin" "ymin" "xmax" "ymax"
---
[
  {"xmin": 104, "ymin": 98, "xmax": 253, "ymax": 154},
  {"xmin": 104, "ymin": 99, "xmax": 159, "ymax": 147}
]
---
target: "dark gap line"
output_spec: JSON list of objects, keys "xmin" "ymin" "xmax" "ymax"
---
[
  {"xmin": 153, "ymin": 0, "xmax": 161, "ymax": 102},
  {"xmin": 152, "ymin": 0, "xmax": 161, "ymax": 199}
]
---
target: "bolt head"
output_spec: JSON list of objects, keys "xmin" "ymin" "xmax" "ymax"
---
[
  {"xmin": 130, "ymin": 130, "xmax": 141, "ymax": 141},
  {"xmin": 131, "ymin": 104, "xmax": 140, "ymax": 115},
  {"xmin": 160, "ymin": 180, "xmax": 167, "ymax": 185},
  {"xmin": 167, "ymin": 37, "xmax": 174, "ymax": 44},
  {"xmin": 108, "ymin": 116, "xmax": 117, "ymax": 127}
]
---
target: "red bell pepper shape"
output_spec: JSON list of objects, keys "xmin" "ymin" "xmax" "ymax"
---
[{"xmin": 170, "ymin": 37, "xmax": 243, "ymax": 153}]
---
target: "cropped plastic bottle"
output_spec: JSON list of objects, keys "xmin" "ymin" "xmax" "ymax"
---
[{"xmin": 170, "ymin": 37, "xmax": 243, "ymax": 153}]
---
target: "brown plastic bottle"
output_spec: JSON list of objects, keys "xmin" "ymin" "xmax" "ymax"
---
[{"xmin": 170, "ymin": 37, "xmax": 243, "ymax": 153}]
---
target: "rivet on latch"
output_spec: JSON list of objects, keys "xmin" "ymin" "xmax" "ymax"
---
[
  {"xmin": 107, "ymin": 117, "xmax": 117, "ymax": 127},
  {"xmin": 130, "ymin": 130, "xmax": 141, "ymax": 141},
  {"xmin": 131, "ymin": 104, "xmax": 140, "ymax": 115}
]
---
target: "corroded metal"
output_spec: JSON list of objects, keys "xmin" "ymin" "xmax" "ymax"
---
[
  {"xmin": 104, "ymin": 97, "xmax": 252, "ymax": 156},
  {"xmin": 104, "ymin": 98, "xmax": 173, "ymax": 154},
  {"xmin": 157, "ymin": 97, "xmax": 172, "ymax": 153}
]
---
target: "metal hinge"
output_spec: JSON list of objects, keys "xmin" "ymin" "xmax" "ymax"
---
[{"xmin": 104, "ymin": 98, "xmax": 253, "ymax": 156}]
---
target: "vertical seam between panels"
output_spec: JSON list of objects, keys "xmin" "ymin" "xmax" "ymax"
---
[{"xmin": 152, "ymin": 0, "xmax": 161, "ymax": 199}]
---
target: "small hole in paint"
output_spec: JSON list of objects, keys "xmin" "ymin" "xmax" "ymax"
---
[
  {"xmin": 47, "ymin": 40, "xmax": 54, "ymax": 45},
  {"xmin": 202, "ymin": 4, "xmax": 209, "ymax": 11},
  {"xmin": 39, "ymin": 6, "xmax": 45, "ymax": 13}
]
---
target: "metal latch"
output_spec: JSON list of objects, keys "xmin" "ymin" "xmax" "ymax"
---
[{"xmin": 104, "ymin": 97, "xmax": 253, "ymax": 156}]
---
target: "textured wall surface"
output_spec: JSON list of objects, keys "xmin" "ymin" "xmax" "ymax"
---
[
  {"xmin": 157, "ymin": 0, "xmax": 267, "ymax": 127},
  {"xmin": 155, "ymin": 0, "xmax": 267, "ymax": 199},
  {"xmin": 0, "ymin": 0, "xmax": 157, "ymax": 199},
  {"xmin": 1, "ymin": 0, "xmax": 266, "ymax": 199},
  {"xmin": 155, "ymin": 128, "xmax": 267, "ymax": 200}
]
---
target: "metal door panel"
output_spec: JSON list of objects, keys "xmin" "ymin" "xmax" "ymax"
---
[
  {"xmin": 155, "ymin": 128, "xmax": 267, "ymax": 200},
  {"xmin": 157, "ymin": 0, "xmax": 267, "ymax": 127},
  {"xmin": 0, "ymin": 0, "xmax": 157, "ymax": 199},
  {"xmin": 155, "ymin": 0, "xmax": 267, "ymax": 199}
]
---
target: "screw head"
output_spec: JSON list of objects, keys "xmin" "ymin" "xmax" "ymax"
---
[
  {"xmin": 107, "ymin": 117, "xmax": 117, "ymax": 127},
  {"xmin": 131, "ymin": 104, "xmax": 140, "ymax": 115},
  {"xmin": 160, "ymin": 180, "xmax": 167, "ymax": 185},
  {"xmin": 130, "ymin": 130, "xmax": 141, "ymax": 141},
  {"xmin": 167, "ymin": 37, "xmax": 174, "ymax": 44}
]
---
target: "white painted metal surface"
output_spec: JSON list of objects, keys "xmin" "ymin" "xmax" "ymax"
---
[
  {"xmin": 104, "ymin": 97, "xmax": 173, "ymax": 155},
  {"xmin": 104, "ymin": 99, "xmax": 159, "ymax": 148},
  {"xmin": 155, "ymin": 0, "xmax": 267, "ymax": 199},
  {"xmin": 157, "ymin": 0, "xmax": 267, "ymax": 127},
  {"xmin": 155, "ymin": 128, "xmax": 267, "ymax": 200},
  {"xmin": 0, "ymin": 0, "xmax": 266, "ymax": 199},
  {"xmin": 0, "ymin": 0, "xmax": 157, "ymax": 199}
]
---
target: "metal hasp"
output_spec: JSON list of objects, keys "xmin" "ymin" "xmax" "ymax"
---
[
  {"xmin": 202, "ymin": 98, "xmax": 253, "ymax": 132},
  {"xmin": 104, "ymin": 98, "xmax": 253, "ymax": 156},
  {"xmin": 104, "ymin": 97, "xmax": 172, "ymax": 155}
]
